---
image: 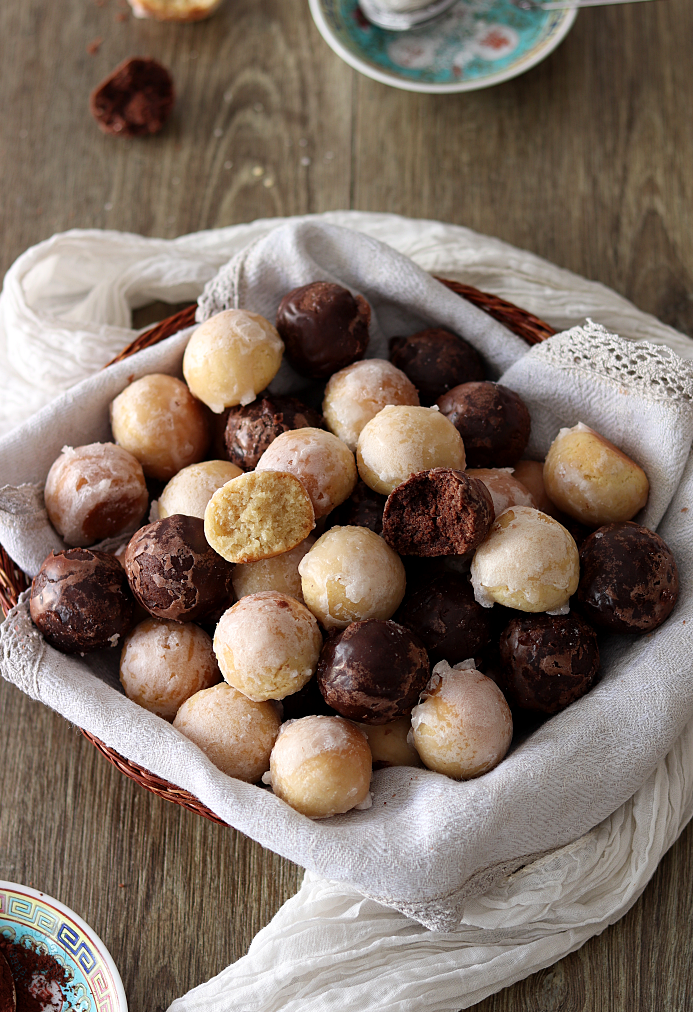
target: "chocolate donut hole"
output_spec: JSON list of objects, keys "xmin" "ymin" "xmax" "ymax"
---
[
  {"xmin": 499, "ymin": 612, "xmax": 600, "ymax": 714},
  {"xmin": 388, "ymin": 327, "xmax": 485, "ymax": 405},
  {"xmin": 317, "ymin": 618, "xmax": 429, "ymax": 724},
  {"xmin": 436, "ymin": 381, "xmax": 531, "ymax": 468},
  {"xmin": 276, "ymin": 282, "xmax": 370, "ymax": 379},
  {"xmin": 577, "ymin": 521, "xmax": 679, "ymax": 633}
]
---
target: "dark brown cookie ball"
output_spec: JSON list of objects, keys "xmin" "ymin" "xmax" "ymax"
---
[
  {"xmin": 388, "ymin": 328, "xmax": 485, "ymax": 405},
  {"xmin": 382, "ymin": 468, "xmax": 494, "ymax": 556},
  {"xmin": 124, "ymin": 514, "xmax": 234, "ymax": 623},
  {"xmin": 317, "ymin": 619, "xmax": 429, "ymax": 724},
  {"xmin": 276, "ymin": 282, "xmax": 370, "ymax": 379},
  {"xmin": 576, "ymin": 522, "xmax": 679, "ymax": 633},
  {"xmin": 90, "ymin": 58, "xmax": 175, "ymax": 137},
  {"xmin": 30, "ymin": 549, "xmax": 134, "ymax": 654},
  {"xmin": 328, "ymin": 480, "xmax": 387, "ymax": 535},
  {"xmin": 436, "ymin": 382, "xmax": 531, "ymax": 468},
  {"xmin": 224, "ymin": 393, "xmax": 324, "ymax": 471},
  {"xmin": 499, "ymin": 613, "xmax": 600, "ymax": 714},
  {"xmin": 395, "ymin": 573, "xmax": 493, "ymax": 665}
]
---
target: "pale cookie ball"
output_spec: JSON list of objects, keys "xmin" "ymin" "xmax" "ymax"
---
[
  {"xmin": 256, "ymin": 427, "xmax": 357, "ymax": 519},
  {"xmin": 110, "ymin": 373, "xmax": 209, "ymax": 481},
  {"xmin": 44, "ymin": 442, "xmax": 148, "ymax": 547},
  {"xmin": 357, "ymin": 717, "xmax": 423, "ymax": 768},
  {"xmin": 183, "ymin": 309, "xmax": 284, "ymax": 413},
  {"xmin": 214, "ymin": 591, "xmax": 323, "ymax": 701},
  {"xmin": 120, "ymin": 618, "xmax": 220, "ymax": 721},
  {"xmin": 232, "ymin": 536, "xmax": 316, "ymax": 603},
  {"xmin": 204, "ymin": 470, "xmax": 315, "ymax": 564},
  {"xmin": 158, "ymin": 459, "xmax": 242, "ymax": 519},
  {"xmin": 411, "ymin": 660, "xmax": 513, "ymax": 780},
  {"xmin": 299, "ymin": 526, "xmax": 406, "ymax": 629},
  {"xmin": 466, "ymin": 468, "xmax": 535, "ymax": 520},
  {"xmin": 357, "ymin": 405, "xmax": 466, "ymax": 495},
  {"xmin": 543, "ymin": 422, "xmax": 649, "ymax": 526},
  {"xmin": 266, "ymin": 715, "xmax": 372, "ymax": 818},
  {"xmin": 322, "ymin": 359, "xmax": 419, "ymax": 452},
  {"xmin": 174, "ymin": 683, "xmax": 281, "ymax": 782},
  {"xmin": 512, "ymin": 460, "xmax": 560, "ymax": 518},
  {"xmin": 470, "ymin": 506, "xmax": 580, "ymax": 614}
]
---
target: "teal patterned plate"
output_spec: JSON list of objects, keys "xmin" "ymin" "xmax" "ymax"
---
[
  {"xmin": 0, "ymin": 881, "xmax": 127, "ymax": 1011},
  {"xmin": 309, "ymin": 0, "xmax": 578, "ymax": 92}
]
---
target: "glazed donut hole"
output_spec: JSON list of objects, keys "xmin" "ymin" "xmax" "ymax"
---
[
  {"xmin": 356, "ymin": 405, "xmax": 466, "ymax": 496},
  {"xmin": 213, "ymin": 591, "xmax": 323, "ymax": 701},
  {"xmin": 322, "ymin": 359, "xmax": 419, "ymax": 452},
  {"xmin": 298, "ymin": 526, "xmax": 407, "ymax": 629},
  {"xmin": 110, "ymin": 373, "xmax": 210, "ymax": 481},
  {"xmin": 266, "ymin": 715, "xmax": 372, "ymax": 818},
  {"xmin": 157, "ymin": 459, "xmax": 242, "ymax": 519},
  {"xmin": 182, "ymin": 309, "xmax": 284, "ymax": 413},
  {"xmin": 232, "ymin": 535, "xmax": 316, "ymax": 603},
  {"xmin": 410, "ymin": 660, "xmax": 513, "ymax": 780},
  {"xmin": 256, "ymin": 427, "xmax": 357, "ymax": 519},
  {"xmin": 543, "ymin": 422, "xmax": 649, "ymax": 526},
  {"xmin": 204, "ymin": 470, "xmax": 315, "ymax": 564},
  {"xmin": 120, "ymin": 618, "xmax": 220, "ymax": 720},
  {"xmin": 511, "ymin": 460, "xmax": 560, "ymax": 518},
  {"xmin": 44, "ymin": 442, "xmax": 148, "ymax": 546},
  {"xmin": 173, "ymin": 682, "xmax": 281, "ymax": 783},
  {"xmin": 465, "ymin": 468, "xmax": 536, "ymax": 520},
  {"xmin": 470, "ymin": 506, "xmax": 580, "ymax": 614},
  {"xmin": 356, "ymin": 717, "xmax": 423, "ymax": 769}
]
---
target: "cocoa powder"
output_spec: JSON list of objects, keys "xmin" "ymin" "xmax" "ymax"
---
[{"xmin": 0, "ymin": 935, "xmax": 76, "ymax": 1012}]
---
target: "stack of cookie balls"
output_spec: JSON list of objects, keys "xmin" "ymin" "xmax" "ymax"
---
[{"xmin": 29, "ymin": 280, "xmax": 681, "ymax": 820}]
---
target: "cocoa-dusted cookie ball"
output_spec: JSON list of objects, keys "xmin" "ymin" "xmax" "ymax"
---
[
  {"xmin": 577, "ymin": 522, "xmax": 679, "ymax": 633},
  {"xmin": 437, "ymin": 382, "xmax": 531, "ymax": 468},
  {"xmin": 224, "ymin": 394, "xmax": 324, "ymax": 471},
  {"xmin": 124, "ymin": 514, "xmax": 234, "ymax": 623},
  {"xmin": 30, "ymin": 549, "xmax": 134, "ymax": 653},
  {"xmin": 328, "ymin": 480, "xmax": 387, "ymax": 535},
  {"xmin": 499, "ymin": 613, "xmax": 600, "ymax": 714},
  {"xmin": 317, "ymin": 618, "xmax": 430, "ymax": 725},
  {"xmin": 276, "ymin": 281, "xmax": 371, "ymax": 379},
  {"xmin": 389, "ymin": 328, "xmax": 485, "ymax": 405},
  {"xmin": 395, "ymin": 573, "xmax": 493, "ymax": 665},
  {"xmin": 90, "ymin": 57, "xmax": 174, "ymax": 137},
  {"xmin": 382, "ymin": 468, "xmax": 494, "ymax": 556}
]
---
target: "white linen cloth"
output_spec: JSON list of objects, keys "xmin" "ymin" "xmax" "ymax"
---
[{"xmin": 1, "ymin": 213, "xmax": 693, "ymax": 1010}]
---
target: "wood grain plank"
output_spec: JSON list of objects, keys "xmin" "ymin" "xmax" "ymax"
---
[
  {"xmin": 351, "ymin": 0, "xmax": 693, "ymax": 336},
  {"xmin": 2, "ymin": 0, "xmax": 693, "ymax": 1009}
]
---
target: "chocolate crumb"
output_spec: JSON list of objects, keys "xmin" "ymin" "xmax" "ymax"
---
[
  {"xmin": 90, "ymin": 57, "xmax": 175, "ymax": 137},
  {"xmin": 87, "ymin": 37, "xmax": 104, "ymax": 55}
]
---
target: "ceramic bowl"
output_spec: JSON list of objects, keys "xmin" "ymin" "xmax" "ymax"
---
[
  {"xmin": 0, "ymin": 881, "xmax": 127, "ymax": 1010},
  {"xmin": 309, "ymin": 0, "xmax": 578, "ymax": 93}
]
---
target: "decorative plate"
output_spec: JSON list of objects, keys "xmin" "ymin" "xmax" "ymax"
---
[
  {"xmin": 309, "ymin": 0, "xmax": 578, "ymax": 93},
  {"xmin": 0, "ymin": 882, "xmax": 127, "ymax": 1011}
]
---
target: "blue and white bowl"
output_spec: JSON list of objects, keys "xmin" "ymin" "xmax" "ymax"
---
[{"xmin": 309, "ymin": 0, "xmax": 578, "ymax": 93}]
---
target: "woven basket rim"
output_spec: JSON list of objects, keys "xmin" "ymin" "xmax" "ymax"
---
[{"xmin": 1, "ymin": 280, "xmax": 555, "ymax": 826}]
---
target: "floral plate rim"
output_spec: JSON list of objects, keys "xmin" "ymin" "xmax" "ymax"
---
[
  {"xmin": 308, "ymin": 0, "xmax": 579, "ymax": 94},
  {"xmin": 0, "ymin": 880, "xmax": 128, "ymax": 1011}
]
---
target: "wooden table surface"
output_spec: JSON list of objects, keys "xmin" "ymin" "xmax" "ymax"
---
[{"xmin": 1, "ymin": 0, "xmax": 693, "ymax": 1008}]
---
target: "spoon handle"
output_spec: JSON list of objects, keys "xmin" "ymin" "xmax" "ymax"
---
[{"xmin": 518, "ymin": 0, "xmax": 662, "ymax": 9}]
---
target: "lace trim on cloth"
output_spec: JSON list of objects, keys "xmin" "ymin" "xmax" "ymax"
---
[{"xmin": 538, "ymin": 321, "xmax": 693, "ymax": 403}]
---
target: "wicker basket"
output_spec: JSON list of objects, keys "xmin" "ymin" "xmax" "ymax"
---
[{"xmin": 0, "ymin": 280, "xmax": 555, "ymax": 826}]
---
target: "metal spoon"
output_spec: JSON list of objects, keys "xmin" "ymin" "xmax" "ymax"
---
[
  {"xmin": 360, "ymin": 0, "xmax": 661, "ymax": 30},
  {"xmin": 513, "ymin": 0, "xmax": 662, "ymax": 10},
  {"xmin": 358, "ymin": 0, "xmax": 458, "ymax": 31}
]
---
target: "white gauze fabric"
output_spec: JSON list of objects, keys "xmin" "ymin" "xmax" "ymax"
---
[{"xmin": 1, "ymin": 214, "xmax": 693, "ymax": 1010}]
